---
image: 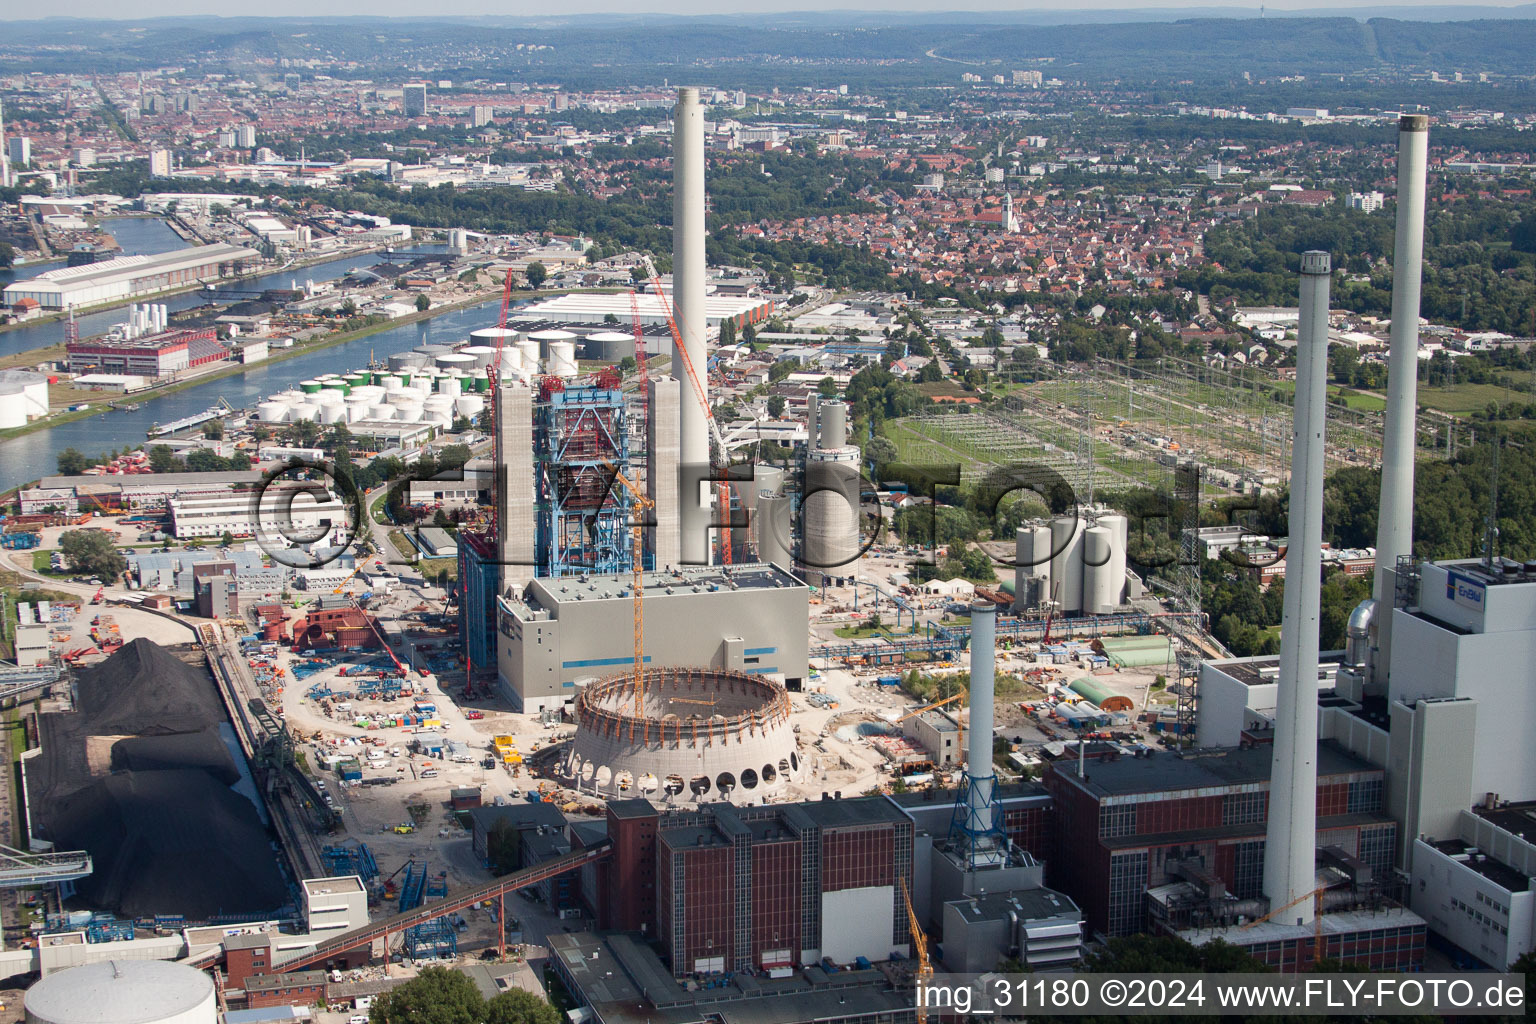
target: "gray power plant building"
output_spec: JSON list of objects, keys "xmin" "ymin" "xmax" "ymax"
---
[{"xmin": 496, "ymin": 562, "xmax": 809, "ymax": 713}]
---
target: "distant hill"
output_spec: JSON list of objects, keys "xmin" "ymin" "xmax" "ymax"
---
[{"xmin": 2, "ymin": 13, "xmax": 1534, "ymax": 80}]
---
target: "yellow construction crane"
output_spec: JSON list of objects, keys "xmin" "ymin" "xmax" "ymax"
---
[
  {"xmin": 1238, "ymin": 883, "xmax": 1329, "ymax": 965},
  {"xmin": 897, "ymin": 692, "xmax": 964, "ymax": 724},
  {"xmin": 606, "ymin": 465, "xmax": 653, "ymax": 718},
  {"xmin": 900, "ymin": 876, "xmax": 931, "ymax": 1024}
]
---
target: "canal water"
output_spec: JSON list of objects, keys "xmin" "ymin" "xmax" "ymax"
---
[
  {"xmin": 0, "ymin": 297, "xmax": 507, "ymax": 493},
  {"xmin": 0, "ymin": 217, "xmax": 447, "ymax": 359}
]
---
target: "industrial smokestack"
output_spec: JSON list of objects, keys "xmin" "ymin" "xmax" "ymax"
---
[
  {"xmin": 820, "ymin": 400, "xmax": 848, "ymax": 450},
  {"xmin": 1262, "ymin": 251, "xmax": 1331, "ymax": 927},
  {"xmin": 672, "ymin": 87, "xmax": 710, "ymax": 565},
  {"xmin": 958, "ymin": 599, "xmax": 1003, "ymax": 866},
  {"xmin": 1366, "ymin": 114, "xmax": 1431, "ymax": 688}
]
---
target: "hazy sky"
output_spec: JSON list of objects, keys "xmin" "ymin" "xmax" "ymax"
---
[{"xmin": 13, "ymin": 0, "xmax": 1535, "ymax": 18}]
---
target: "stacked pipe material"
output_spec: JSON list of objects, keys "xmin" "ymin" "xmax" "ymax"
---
[
  {"xmin": 1368, "ymin": 114, "xmax": 1431, "ymax": 688},
  {"xmin": 673, "ymin": 86, "xmax": 711, "ymax": 566},
  {"xmin": 1262, "ymin": 251, "xmax": 1332, "ymax": 926}
]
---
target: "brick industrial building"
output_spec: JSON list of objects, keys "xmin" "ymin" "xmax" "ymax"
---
[
  {"xmin": 66, "ymin": 327, "xmax": 227, "ymax": 376},
  {"xmin": 1042, "ymin": 741, "xmax": 1421, "ymax": 970}
]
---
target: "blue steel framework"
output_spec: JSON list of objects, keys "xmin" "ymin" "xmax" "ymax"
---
[
  {"xmin": 535, "ymin": 382, "xmax": 633, "ymax": 578},
  {"xmin": 457, "ymin": 531, "xmax": 498, "ymax": 668}
]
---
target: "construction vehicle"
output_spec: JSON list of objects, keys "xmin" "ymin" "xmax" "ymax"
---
[
  {"xmin": 90, "ymin": 587, "xmax": 104, "ymax": 605},
  {"xmin": 1040, "ymin": 579, "xmax": 1061, "ymax": 645},
  {"xmin": 900, "ymin": 877, "xmax": 931, "ymax": 1024}
]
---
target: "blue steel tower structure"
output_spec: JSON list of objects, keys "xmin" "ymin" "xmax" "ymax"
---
[{"xmin": 535, "ymin": 373, "xmax": 633, "ymax": 578}]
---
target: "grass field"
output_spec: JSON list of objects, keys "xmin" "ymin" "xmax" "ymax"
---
[{"xmin": 1418, "ymin": 382, "xmax": 1531, "ymax": 416}]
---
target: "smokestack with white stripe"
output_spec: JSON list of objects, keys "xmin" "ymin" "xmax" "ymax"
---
[
  {"xmin": 1367, "ymin": 114, "xmax": 1431, "ymax": 688},
  {"xmin": 672, "ymin": 87, "xmax": 711, "ymax": 565},
  {"xmin": 1263, "ymin": 251, "xmax": 1331, "ymax": 926}
]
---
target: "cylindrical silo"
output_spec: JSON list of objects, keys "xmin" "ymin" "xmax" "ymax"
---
[
  {"xmin": 412, "ymin": 376, "xmax": 433, "ymax": 396},
  {"xmin": 345, "ymin": 394, "xmax": 373, "ymax": 422},
  {"xmin": 1014, "ymin": 524, "xmax": 1052, "ymax": 612},
  {"xmin": 439, "ymin": 376, "xmax": 463, "ymax": 398},
  {"xmin": 300, "ymin": 379, "xmax": 322, "ymax": 394},
  {"xmin": 756, "ymin": 492, "xmax": 794, "ymax": 570},
  {"xmin": 1099, "ymin": 513, "xmax": 1128, "ymax": 612},
  {"xmin": 471, "ymin": 326, "xmax": 520, "ymax": 351},
  {"xmin": 415, "ymin": 343, "xmax": 452, "ymax": 359},
  {"xmin": 820, "ymin": 400, "xmax": 849, "ymax": 449},
  {"xmin": 584, "ymin": 330, "xmax": 633, "ymax": 362},
  {"xmin": 517, "ymin": 338, "xmax": 540, "ymax": 371},
  {"xmin": 370, "ymin": 403, "xmax": 397, "ymax": 421},
  {"xmin": 436, "ymin": 352, "xmax": 475, "ymax": 373},
  {"xmin": 257, "ymin": 399, "xmax": 290, "ymax": 424},
  {"xmin": 1083, "ymin": 524, "xmax": 1115, "ymax": 614},
  {"xmin": 454, "ymin": 394, "xmax": 486, "ymax": 420},
  {"xmin": 528, "ymin": 328, "xmax": 576, "ymax": 360},
  {"xmin": 1049, "ymin": 515, "xmax": 1085, "ymax": 615},
  {"xmin": 548, "ymin": 340, "xmax": 578, "ymax": 377},
  {"xmin": 25, "ymin": 958, "xmax": 217, "ymax": 1024},
  {"xmin": 802, "ymin": 447, "xmax": 862, "ymax": 586},
  {"xmin": 460, "ymin": 345, "xmax": 497, "ymax": 369},
  {"xmin": 389, "ymin": 351, "xmax": 429, "ymax": 373}
]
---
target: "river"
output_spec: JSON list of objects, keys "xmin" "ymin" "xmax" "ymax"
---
[
  {"xmin": 0, "ymin": 297, "xmax": 508, "ymax": 493},
  {"xmin": 0, "ymin": 217, "xmax": 448, "ymax": 359}
]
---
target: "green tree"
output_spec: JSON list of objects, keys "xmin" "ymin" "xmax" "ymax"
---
[
  {"xmin": 484, "ymin": 989, "xmax": 562, "ymax": 1024},
  {"xmin": 57, "ymin": 448, "xmax": 91, "ymax": 475},
  {"xmin": 60, "ymin": 530, "xmax": 127, "ymax": 579},
  {"xmin": 220, "ymin": 530, "xmax": 234, "ymax": 548},
  {"xmin": 524, "ymin": 262, "xmax": 547, "ymax": 289},
  {"xmin": 719, "ymin": 318, "xmax": 737, "ymax": 348},
  {"xmin": 0, "ymin": 241, "xmax": 15, "ymax": 269},
  {"xmin": 767, "ymin": 395, "xmax": 787, "ymax": 418},
  {"xmin": 415, "ymin": 293, "xmax": 431, "ymax": 312},
  {"xmin": 201, "ymin": 419, "xmax": 224, "ymax": 440},
  {"xmin": 768, "ymin": 360, "xmax": 795, "ymax": 383},
  {"xmin": 369, "ymin": 966, "xmax": 485, "ymax": 1024},
  {"xmin": 148, "ymin": 445, "xmax": 183, "ymax": 473},
  {"xmin": 918, "ymin": 361, "xmax": 943, "ymax": 383},
  {"xmin": 817, "ymin": 376, "xmax": 839, "ymax": 399}
]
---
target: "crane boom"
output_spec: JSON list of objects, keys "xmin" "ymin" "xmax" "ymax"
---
[
  {"xmin": 900, "ymin": 877, "xmax": 930, "ymax": 1024},
  {"xmin": 606, "ymin": 465, "xmax": 653, "ymax": 717},
  {"xmin": 897, "ymin": 692, "xmax": 964, "ymax": 723},
  {"xmin": 638, "ymin": 254, "xmax": 733, "ymax": 563}
]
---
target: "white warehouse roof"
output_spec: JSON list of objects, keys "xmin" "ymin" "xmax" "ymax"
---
[{"xmin": 512, "ymin": 291, "xmax": 771, "ymax": 329}]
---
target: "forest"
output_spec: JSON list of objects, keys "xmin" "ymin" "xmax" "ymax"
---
[{"xmin": 1185, "ymin": 197, "xmax": 1536, "ymax": 335}]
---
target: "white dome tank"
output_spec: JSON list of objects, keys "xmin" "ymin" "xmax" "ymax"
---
[
  {"xmin": 454, "ymin": 394, "xmax": 486, "ymax": 419},
  {"xmin": 381, "ymin": 375, "xmax": 403, "ymax": 392},
  {"xmin": 1098, "ymin": 513, "xmax": 1128, "ymax": 612},
  {"xmin": 436, "ymin": 352, "xmax": 475, "ymax": 372},
  {"xmin": 1083, "ymin": 525, "xmax": 1115, "ymax": 615},
  {"xmin": 256, "ymin": 400, "xmax": 290, "ymax": 423},
  {"xmin": 460, "ymin": 345, "xmax": 497, "ymax": 368},
  {"xmin": 439, "ymin": 376, "xmax": 462, "ymax": 398},
  {"xmin": 411, "ymin": 377, "xmax": 433, "ymax": 396},
  {"xmin": 0, "ymin": 370, "xmax": 50, "ymax": 430},
  {"xmin": 345, "ymin": 394, "xmax": 373, "ymax": 422},
  {"xmin": 1015, "ymin": 525, "xmax": 1053, "ymax": 611},
  {"xmin": 547, "ymin": 340, "xmax": 578, "ymax": 377},
  {"xmin": 319, "ymin": 402, "xmax": 346, "ymax": 424},
  {"xmin": 369, "ymin": 403, "xmax": 396, "ymax": 420},
  {"xmin": 492, "ymin": 346, "xmax": 523, "ymax": 373},
  {"xmin": 471, "ymin": 326, "xmax": 520, "ymax": 348},
  {"xmin": 291, "ymin": 401, "xmax": 320, "ymax": 422},
  {"xmin": 25, "ymin": 958, "xmax": 217, "ymax": 1024}
]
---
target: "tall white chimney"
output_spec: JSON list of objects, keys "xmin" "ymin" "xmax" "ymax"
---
[
  {"xmin": 958, "ymin": 599, "xmax": 1003, "ymax": 867},
  {"xmin": 1262, "ymin": 251, "xmax": 1331, "ymax": 926},
  {"xmin": 672, "ymin": 87, "xmax": 711, "ymax": 565},
  {"xmin": 1368, "ymin": 114, "xmax": 1430, "ymax": 688}
]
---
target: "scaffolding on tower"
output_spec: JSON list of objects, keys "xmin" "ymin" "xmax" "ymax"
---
[{"xmin": 534, "ymin": 375, "xmax": 633, "ymax": 578}]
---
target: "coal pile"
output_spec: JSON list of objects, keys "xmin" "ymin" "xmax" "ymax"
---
[{"xmin": 30, "ymin": 639, "xmax": 287, "ymax": 920}]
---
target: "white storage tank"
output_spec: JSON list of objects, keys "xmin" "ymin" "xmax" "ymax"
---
[
  {"xmin": 369, "ymin": 403, "xmax": 397, "ymax": 421},
  {"xmin": 381, "ymin": 375, "xmax": 403, "ymax": 392},
  {"xmin": 389, "ymin": 351, "xmax": 429, "ymax": 373},
  {"xmin": 1015, "ymin": 525, "xmax": 1053, "ymax": 612},
  {"xmin": 454, "ymin": 394, "xmax": 486, "ymax": 420},
  {"xmin": 471, "ymin": 326, "xmax": 520, "ymax": 349},
  {"xmin": 412, "ymin": 376, "xmax": 433, "ymax": 396},
  {"xmin": 436, "ymin": 352, "xmax": 475, "ymax": 373},
  {"xmin": 25, "ymin": 958, "xmax": 217, "ymax": 1024},
  {"xmin": 547, "ymin": 340, "xmax": 578, "ymax": 377},
  {"xmin": 256, "ymin": 400, "xmax": 291, "ymax": 424},
  {"xmin": 1098, "ymin": 513, "xmax": 1128, "ymax": 611},
  {"xmin": 527, "ymin": 328, "xmax": 575, "ymax": 359},
  {"xmin": 460, "ymin": 345, "xmax": 497, "ymax": 369},
  {"xmin": 1083, "ymin": 525, "xmax": 1115, "ymax": 615},
  {"xmin": 1049, "ymin": 516, "xmax": 1085, "ymax": 615},
  {"xmin": 517, "ymin": 339, "xmax": 540, "ymax": 371},
  {"xmin": 438, "ymin": 376, "xmax": 463, "ymax": 398},
  {"xmin": 0, "ymin": 370, "xmax": 50, "ymax": 429},
  {"xmin": 584, "ymin": 330, "xmax": 633, "ymax": 362},
  {"xmin": 344, "ymin": 394, "xmax": 373, "ymax": 422}
]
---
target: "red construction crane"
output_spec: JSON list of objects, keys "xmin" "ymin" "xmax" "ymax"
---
[{"xmin": 638, "ymin": 256, "xmax": 733, "ymax": 564}]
